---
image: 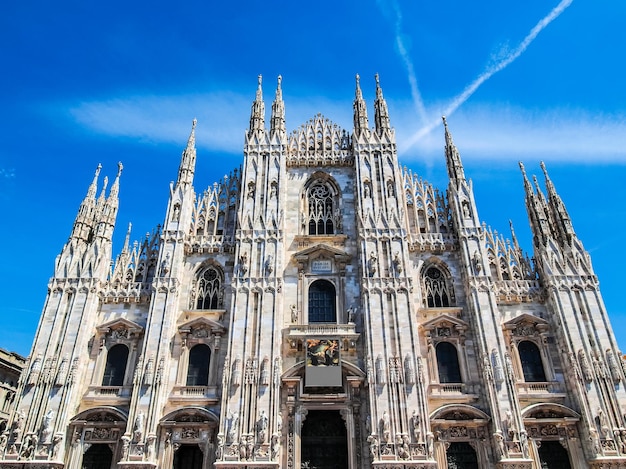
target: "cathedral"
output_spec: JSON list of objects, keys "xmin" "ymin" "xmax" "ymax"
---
[{"xmin": 2, "ymin": 74, "xmax": 626, "ymax": 469}]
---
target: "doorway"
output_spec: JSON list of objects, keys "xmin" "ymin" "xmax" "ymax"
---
[
  {"xmin": 82, "ymin": 444, "xmax": 113, "ymax": 469},
  {"xmin": 301, "ymin": 410, "xmax": 348, "ymax": 469},
  {"xmin": 538, "ymin": 440, "xmax": 572, "ymax": 469},
  {"xmin": 446, "ymin": 441, "xmax": 479, "ymax": 469},
  {"xmin": 173, "ymin": 444, "xmax": 204, "ymax": 469}
]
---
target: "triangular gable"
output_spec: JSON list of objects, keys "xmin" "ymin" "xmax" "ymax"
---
[
  {"xmin": 96, "ymin": 318, "xmax": 144, "ymax": 336},
  {"xmin": 294, "ymin": 243, "xmax": 350, "ymax": 260},
  {"xmin": 422, "ymin": 314, "xmax": 469, "ymax": 333},
  {"xmin": 178, "ymin": 316, "xmax": 227, "ymax": 336},
  {"xmin": 503, "ymin": 313, "xmax": 550, "ymax": 336}
]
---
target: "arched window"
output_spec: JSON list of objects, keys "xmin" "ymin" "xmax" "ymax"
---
[
  {"xmin": 424, "ymin": 266, "xmax": 451, "ymax": 307},
  {"xmin": 102, "ymin": 344, "xmax": 129, "ymax": 387},
  {"xmin": 518, "ymin": 340, "xmax": 547, "ymax": 382},
  {"xmin": 307, "ymin": 181, "xmax": 337, "ymax": 235},
  {"xmin": 194, "ymin": 266, "xmax": 223, "ymax": 310},
  {"xmin": 446, "ymin": 442, "xmax": 479, "ymax": 468},
  {"xmin": 186, "ymin": 344, "xmax": 211, "ymax": 386},
  {"xmin": 308, "ymin": 280, "xmax": 337, "ymax": 323},
  {"xmin": 436, "ymin": 342, "xmax": 462, "ymax": 383}
]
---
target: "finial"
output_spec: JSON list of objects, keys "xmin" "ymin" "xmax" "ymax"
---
[
  {"xmin": 277, "ymin": 75, "xmax": 282, "ymax": 86},
  {"xmin": 518, "ymin": 161, "xmax": 526, "ymax": 176},
  {"xmin": 192, "ymin": 118, "xmax": 197, "ymax": 129},
  {"xmin": 95, "ymin": 163, "xmax": 102, "ymax": 176},
  {"xmin": 375, "ymin": 73, "xmax": 380, "ymax": 85},
  {"xmin": 117, "ymin": 161, "xmax": 123, "ymax": 177},
  {"xmin": 255, "ymin": 74, "xmax": 263, "ymax": 100},
  {"xmin": 442, "ymin": 116, "xmax": 448, "ymax": 127}
]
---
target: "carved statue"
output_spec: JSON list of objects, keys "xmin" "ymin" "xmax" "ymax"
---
[
  {"xmin": 367, "ymin": 252, "xmax": 377, "ymax": 277},
  {"xmin": 426, "ymin": 432, "xmax": 434, "ymax": 459},
  {"xmin": 13, "ymin": 411, "xmax": 24, "ymax": 440},
  {"xmin": 367, "ymin": 434, "xmax": 378, "ymax": 460},
  {"xmin": 133, "ymin": 412, "xmax": 145, "ymax": 442},
  {"xmin": 494, "ymin": 431, "xmax": 506, "ymax": 460},
  {"xmin": 290, "ymin": 304, "xmax": 298, "ymax": 323},
  {"xmin": 257, "ymin": 410, "xmax": 268, "ymax": 443},
  {"xmin": 381, "ymin": 411, "xmax": 391, "ymax": 443},
  {"xmin": 264, "ymin": 255, "xmax": 273, "ymax": 276},
  {"xmin": 228, "ymin": 412, "xmax": 239, "ymax": 443},
  {"xmin": 51, "ymin": 434, "xmax": 63, "ymax": 460},
  {"xmin": 41, "ymin": 409, "xmax": 54, "ymax": 443},
  {"xmin": 411, "ymin": 410, "xmax": 421, "ymax": 442},
  {"xmin": 271, "ymin": 433, "xmax": 280, "ymax": 459},
  {"xmin": 346, "ymin": 305, "xmax": 356, "ymax": 324}
]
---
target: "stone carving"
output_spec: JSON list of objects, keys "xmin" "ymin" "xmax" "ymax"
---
[
  {"xmin": 51, "ymin": 434, "xmax": 63, "ymax": 460},
  {"xmin": 133, "ymin": 412, "xmax": 145, "ymax": 442},
  {"xmin": 411, "ymin": 410, "xmax": 421, "ymax": 443},
  {"xmin": 41, "ymin": 409, "xmax": 54, "ymax": 443},
  {"xmin": 257, "ymin": 410, "xmax": 268, "ymax": 443},
  {"xmin": 367, "ymin": 434, "xmax": 378, "ymax": 460},
  {"xmin": 231, "ymin": 357, "xmax": 242, "ymax": 387},
  {"xmin": 290, "ymin": 304, "xmax": 298, "ymax": 323},
  {"xmin": 579, "ymin": 350, "xmax": 593, "ymax": 382},
  {"xmin": 264, "ymin": 255, "xmax": 274, "ymax": 276},
  {"xmin": 260, "ymin": 357, "xmax": 270, "ymax": 385},
  {"xmin": 227, "ymin": 412, "xmax": 239, "ymax": 443},
  {"xmin": 376, "ymin": 355, "xmax": 386, "ymax": 385},
  {"xmin": 367, "ymin": 252, "xmax": 377, "ymax": 277},
  {"xmin": 404, "ymin": 354, "xmax": 415, "ymax": 384},
  {"xmin": 607, "ymin": 350, "xmax": 622, "ymax": 383},
  {"xmin": 271, "ymin": 433, "xmax": 281, "ymax": 459},
  {"xmin": 381, "ymin": 411, "xmax": 391, "ymax": 443}
]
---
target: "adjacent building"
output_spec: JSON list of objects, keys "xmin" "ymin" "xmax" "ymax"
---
[
  {"xmin": 0, "ymin": 349, "xmax": 25, "ymax": 436},
  {"xmin": 1, "ymin": 74, "xmax": 625, "ymax": 469}
]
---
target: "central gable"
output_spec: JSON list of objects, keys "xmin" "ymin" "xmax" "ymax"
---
[{"xmin": 287, "ymin": 114, "xmax": 353, "ymax": 167}]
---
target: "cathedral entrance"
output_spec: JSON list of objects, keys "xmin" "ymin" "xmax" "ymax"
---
[
  {"xmin": 301, "ymin": 410, "xmax": 348, "ymax": 469},
  {"xmin": 446, "ymin": 442, "xmax": 478, "ymax": 469},
  {"xmin": 173, "ymin": 444, "xmax": 204, "ymax": 469},
  {"xmin": 538, "ymin": 440, "xmax": 572, "ymax": 469},
  {"xmin": 82, "ymin": 444, "xmax": 113, "ymax": 469}
]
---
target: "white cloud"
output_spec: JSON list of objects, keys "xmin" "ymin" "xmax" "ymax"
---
[
  {"xmin": 69, "ymin": 91, "xmax": 354, "ymax": 155},
  {"xmin": 392, "ymin": 103, "xmax": 626, "ymax": 164}
]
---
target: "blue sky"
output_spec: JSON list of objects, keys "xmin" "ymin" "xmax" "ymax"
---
[{"xmin": 1, "ymin": 0, "xmax": 625, "ymax": 357}]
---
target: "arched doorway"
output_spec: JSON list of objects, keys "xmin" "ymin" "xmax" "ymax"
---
[
  {"xmin": 446, "ymin": 442, "xmax": 478, "ymax": 469},
  {"xmin": 82, "ymin": 443, "xmax": 113, "ymax": 469},
  {"xmin": 301, "ymin": 410, "xmax": 348, "ymax": 469},
  {"xmin": 173, "ymin": 444, "xmax": 204, "ymax": 469},
  {"xmin": 538, "ymin": 440, "xmax": 572, "ymax": 469}
]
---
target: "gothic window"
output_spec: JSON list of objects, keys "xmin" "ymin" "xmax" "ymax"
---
[
  {"xmin": 436, "ymin": 342, "xmax": 462, "ymax": 383},
  {"xmin": 518, "ymin": 340, "xmax": 547, "ymax": 382},
  {"xmin": 102, "ymin": 344, "xmax": 129, "ymax": 387},
  {"xmin": 194, "ymin": 266, "xmax": 223, "ymax": 310},
  {"xmin": 424, "ymin": 266, "xmax": 451, "ymax": 307},
  {"xmin": 446, "ymin": 442, "xmax": 479, "ymax": 469},
  {"xmin": 306, "ymin": 180, "xmax": 338, "ymax": 235},
  {"xmin": 186, "ymin": 344, "xmax": 211, "ymax": 386},
  {"xmin": 308, "ymin": 280, "xmax": 337, "ymax": 323}
]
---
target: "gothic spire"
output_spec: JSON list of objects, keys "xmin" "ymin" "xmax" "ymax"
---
[
  {"xmin": 509, "ymin": 219, "xmax": 521, "ymax": 253},
  {"xmin": 374, "ymin": 73, "xmax": 390, "ymax": 135},
  {"xmin": 123, "ymin": 222, "xmax": 132, "ymax": 253},
  {"xmin": 70, "ymin": 163, "xmax": 102, "ymax": 241},
  {"xmin": 270, "ymin": 75, "xmax": 286, "ymax": 139},
  {"xmin": 353, "ymin": 74, "xmax": 369, "ymax": 135},
  {"xmin": 520, "ymin": 162, "xmax": 551, "ymax": 247},
  {"xmin": 540, "ymin": 161, "xmax": 575, "ymax": 244},
  {"xmin": 176, "ymin": 119, "xmax": 197, "ymax": 186},
  {"xmin": 442, "ymin": 116, "xmax": 466, "ymax": 183},
  {"xmin": 249, "ymin": 74, "xmax": 265, "ymax": 135}
]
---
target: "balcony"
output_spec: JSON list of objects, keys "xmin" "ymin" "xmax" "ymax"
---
[
  {"xmin": 83, "ymin": 386, "xmax": 132, "ymax": 405},
  {"xmin": 428, "ymin": 383, "xmax": 478, "ymax": 403},
  {"xmin": 170, "ymin": 385, "xmax": 219, "ymax": 405},
  {"xmin": 516, "ymin": 381, "xmax": 566, "ymax": 400},
  {"xmin": 285, "ymin": 323, "xmax": 359, "ymax": 352}
]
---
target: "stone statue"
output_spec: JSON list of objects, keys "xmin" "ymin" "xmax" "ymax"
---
[
  {"xmin": 257, "ymin": 410, "xmax": 268, "ymax": 443},
  {"xmin": 367, "ymin": 252, "xmax": 377, "ymax": 277},
  {"xmin": 41, "ymin": 409, "xmax": 54, "ymax": 443},
  {"xmin": 271, "ymin": 433, "xmax": 280, "ymax": 459},
  {"xmin": 228, "ymin": 412, "xmax": 239, "ymax": 443},
  {"xmin": 411, "ymin": 410, "xmax": 421, "ymax": 442},
  {"xmin": 381, "ymin": 411, "xmax": 391, "ymax": 443},
  {"xmin": 290, "ymin": 304, "xmax": 298, "ymax": 323},
  {"xmin": 133, "ymin": 412, "xmax": 145, "ymax": 442}
]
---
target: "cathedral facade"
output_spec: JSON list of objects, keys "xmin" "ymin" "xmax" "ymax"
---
[{"xmin": 2, "ymin": 74, "xmax": 626, "ymax": 469}]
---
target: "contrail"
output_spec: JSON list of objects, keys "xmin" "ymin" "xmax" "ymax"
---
[
  {"xmin": 404, "ymin": 0, "xmax": 574, "ymax": 149},
  {"xmin": 379, "ymin": 0, "xmax": 428, "ymax": 124}
]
